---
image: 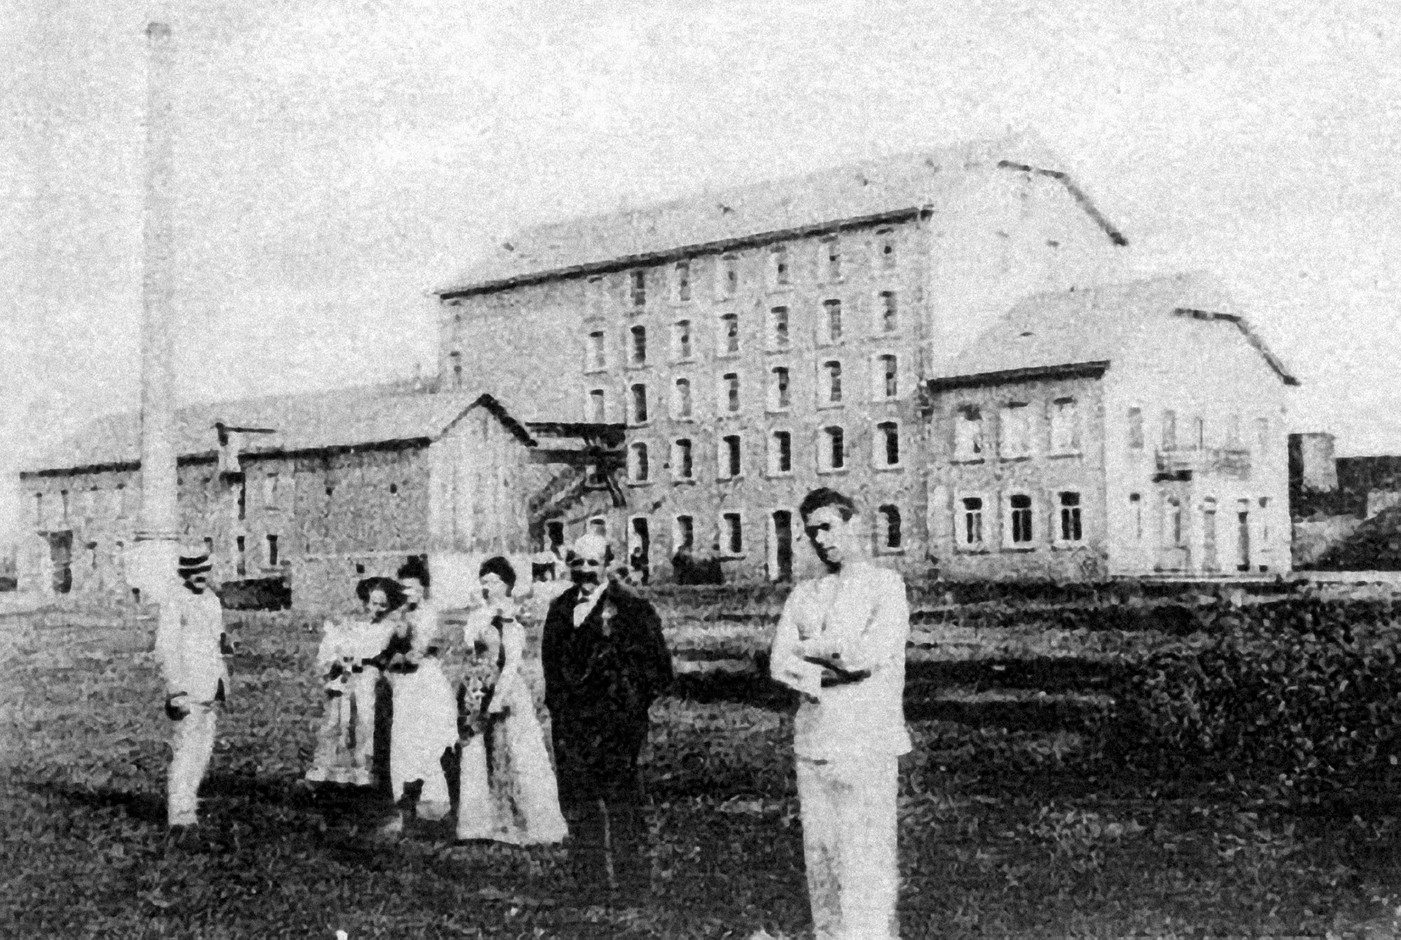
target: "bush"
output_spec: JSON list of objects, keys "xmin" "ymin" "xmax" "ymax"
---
[{"xmin": 1103, "ymin": 597, "xmax": 1401, "ymax": 798}]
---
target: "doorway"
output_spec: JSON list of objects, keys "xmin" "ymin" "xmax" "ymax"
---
[{"xmin": 771, "ymin": 510, "xmax": 794, "ymax": 582}]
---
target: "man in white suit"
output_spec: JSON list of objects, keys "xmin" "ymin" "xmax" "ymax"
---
[
  {"xmin": 769, "ymin": 488, "xmax": 911, "ymax": 940},
  {"xmin": 155, "ymin": 550, "xmax": 231, "ymax": 831}
]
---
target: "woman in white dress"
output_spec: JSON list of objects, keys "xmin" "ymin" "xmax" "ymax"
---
[
  {"xmin": 379, "ymin": 558, "xmax": 458, "ymax": 833},
  {"xmin": 305, "ymin": 578, "xmax": 399, "ymax": 787},
  {"xmin": 456, "ymin": 555, "xmax": 568, "ymax": 845}
]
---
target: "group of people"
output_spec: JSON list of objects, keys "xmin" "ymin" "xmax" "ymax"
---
[{"xmin": 154, "ymin": 486, "xmax": 912, "ymax": 939}]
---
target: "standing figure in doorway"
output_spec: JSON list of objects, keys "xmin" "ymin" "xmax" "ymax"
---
[
  {"xmin": 769, "ymin": 487, "xmax": 911, "ymax": 940},
  {"xmin": 456, "ymin": 555, "xmax": 568, "ymax": 844},
  {"xmin": 541, "ymin": 533, "xmax": 673, "ymax": 899},
  {"xmin": 155, "ymin": 549, "xmax": 232, "ymax": 832},
  {"xmin": 379, "ymin": 560, "xmax": 458, "ymax": 833}
]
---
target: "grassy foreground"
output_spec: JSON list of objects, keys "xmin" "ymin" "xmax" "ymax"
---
[{"xmin": 3, "ymin": 610, "xmax": 1401, "ymax": 938}]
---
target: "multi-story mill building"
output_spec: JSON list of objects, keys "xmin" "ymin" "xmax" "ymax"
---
[{"xmin": 434, "ymin": 136, "xmax": 1129, "ymax": 582}]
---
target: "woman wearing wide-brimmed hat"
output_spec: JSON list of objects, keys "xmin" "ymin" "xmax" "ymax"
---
[{"xmin": 305, "ymin": 577, "xmax": 402, "ymax": 787}]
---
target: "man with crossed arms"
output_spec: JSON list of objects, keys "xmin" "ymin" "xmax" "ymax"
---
[{"xmin": 769, "ymin": 487, "xmax": 911, "ymax": 940}]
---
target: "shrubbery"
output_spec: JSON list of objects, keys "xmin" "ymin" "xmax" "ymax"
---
[{"xmin": 1103, "ymin": 597, "xmax": 1401, "ymax": 799}]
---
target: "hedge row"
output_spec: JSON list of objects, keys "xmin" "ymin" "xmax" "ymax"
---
[{"xmin": 1102, "ymin": 597, "xmax": 1401, "ymax": 799}]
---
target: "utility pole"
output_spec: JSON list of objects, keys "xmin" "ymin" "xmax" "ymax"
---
[{"xmin": 128, "ymin": 16, "xmax": 179, "ymax": 602}]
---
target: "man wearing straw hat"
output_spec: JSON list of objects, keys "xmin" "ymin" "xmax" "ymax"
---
[{"xmin": 155, "ymin": 548, "xmax": 231, "ymax": 832}]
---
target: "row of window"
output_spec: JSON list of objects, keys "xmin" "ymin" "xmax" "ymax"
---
[
  {"xmin": 622, "ymin": 502, "xmax": 907, "ymax": 561},
  {"xmin": 587, "ymin": 356, "xmax": 901, "ymax": 423},
  {"xmin": 586, "ymin": 293, "xmax": 902, "ymax": 369},
  {"xmin": 1127, "ymin": 407, "xmax": 1271, "ymax": 453},
  {"xmin": 71, "ymin": 533, "xmax": 283, "ymax": 579},
  {"xmin": 952, "ymin": 398, "xmax": 1081, "ymax": 460},
  {"xmin": 625, "ymin": 422, "xmax": 903, "ymax": 483},
  {"xmin": 590, "ymin": 230, "xmax": 902, "ymax": 314},
  {"xmin": 954, "ymin": 490, "xmax": 1086, "ymax": 551}
]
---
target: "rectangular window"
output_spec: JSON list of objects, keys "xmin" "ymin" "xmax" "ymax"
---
[
  {"xmin": 720, "ymin": 434, "xmax": 742, "ymax": 479},
  {"xmin": 1255, "ymin": 417, "xmax": 1270, "ymax": 453},
  {"xmin": 674, "ymin": 515, "xmax": 695, "ymax": 553},
  {"xmin": 673, "ymin": 439, "xmax": 693, "ymax": 480},
  {"xmin": 1164, "ymin": 497, "xmax": 1184, "ymax": 547},
  {"xmin": 1162, "ymin": 409, "xmax": 1177, "ymax": 449},
  {"xmin": 235, "ymin": 535, "xmax": 247, "ymax": 576},
  {"xmin": 630, "ymin": 384, "xmax": 649, "ymax": 423},
  {"xmin": 587, "ymin": 331, "xmax": 606, "ymax": 370},
  {"xmin": 1000, "ymin": 402, "xmax": 1032, "ymax": 457},
  {"xmin": 877, "ymin": 228, "xmax": 897, "ymax": 269},
  {"xmin": 1050, "ymin": 397, "xmax": 1079, "ymax": 452},
  {"xmin": 823, "ymin": 361, "xmax": 843, "ymax": 404},
  {"xmin": 821, "ymin": 426, "xmax": 845, "ymax": 471},
  {"xmin": 823, "ymin": 235, "xmax": 841, "ymax": 281},
  {"xmin": 630, "ymin": 269, "xmax": 646, "ymax": 308},
  {"xmin": 1130, "ymin": 493, "xmax": 1143, "ymax": 540},
  {"xmin": 876, "ymin": 422, "xmax": 900, "ymax": 467},
  {"xmin": 961, "ymin": 497, "xmax": 984, "ymax": 547},
  {"xmin": 954, "ymin": 406, "xmax": 983, "ymax": 460},
  {"xmin": 1057, "ymin": 491, "xmax": 1083, "ymax": 543},
  {"xmin": 628, "ymin": 443, "xmax": 651, "ymax": 483},
  {"xmin": 672, "ymin": 378, "xmax": 693, "ymax": 419},
  {"xmin": 769, "ymin": 306, "xmax": 790, "ymax": 349},
  {"xmin": 673, "ymin": 319, "xmax": 692, "ymax": 360},
  {"xmin": 876, "ymin": 505, "xmax": 902, "ymax": 551},
  {"xmin": 720, "ymin": 254, "xmax": 739, "ymax": 298},
  {"xmin": 629, "ymin": 325, "xmax": 647, "ymax": 366},
  {"xmin": 722, "ymin": 512, "xmax": 744, "ymax": 555},
  {"xmin": 1127, "ymin": 407, "xmax": 1144, "ymax": 449},
  {"xmin": 823, "ymin": 299, "xmax": 843, "ymax": 343},
  {"xmin": 1192, "ymin": 416, "xmax": 1205, "ymax": 449},
  {"xmin": 720, "ymin": 313, "xmax": 740, "ymax": 355},
  {"xmin": 675, "ymin": 260, "xmax": 691, "ymax": 303},
  {"xmin": 266, "ymin": 534, "xmax": 279, "ymax": 567},
  {"xmin": 262, "ymin": 473, "xmax": 279, "ymax": 507},
  {"xmin": 771, "ymin": 245, "xmax": 790, "ymax": 286},
  {"xmin": 586, "ymin": 275, "xmax": 605, "ymax": 318},
  {"xmin": 770, "ymin": 430, "xmax": 793, "ymax": 474},
  {"xmin": 722, "ymin": 372, "xmax": 741, "ymax": 413},
  {"xmin": 588, "ymin": 389, "xmax": 607, "ymax": 422},
  {"xmin": 879, "ymin": 291, "xmax": 898, "ymax": 333},
  {"xmin": 1008, "ymin": 493, "xmax": 1034, "ymax": 545},
  {"xmin": 875, "ymin": 354, "xmax": 898, "ymax": 400},
  {"xmin": 1226, "ymin": 413, "xmax": 1242, "ymax": 447},
  {"xmin": 33, "ymin": 493, "xmax": 42, "ymax": 527},
  {"xmin": 769, "ymin": 366, "xmax": 791, "ymax": 411}
]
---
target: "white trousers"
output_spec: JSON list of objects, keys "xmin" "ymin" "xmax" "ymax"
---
[
  {"xmin": 168, "ymin": 702, "xmax": 217, "ymax": 827},
  {"xmin": 795, "ymin": 753, "xmax": 900, "ymax": 940}
]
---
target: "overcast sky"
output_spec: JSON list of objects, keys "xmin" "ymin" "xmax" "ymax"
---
[{"xmin": 3, "ymin": 0, "xmax": 1399, "ymax": 544}]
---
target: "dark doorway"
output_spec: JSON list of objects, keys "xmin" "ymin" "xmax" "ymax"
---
[
  {"xmin": 47, "ymin": 531, "xmax": 72, "ymax": 594},
  {"xmin": 772, "ymin": 511, "xmax": 793, "ymax": 582}
]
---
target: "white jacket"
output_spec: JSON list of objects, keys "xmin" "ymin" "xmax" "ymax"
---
[
  {"xmin": 155, "ymin": 587, "xmax": 229, "ymax": 703},
  {"xmin": 770, "ymin": 562, "xmax": 912, "ymax": 760}
]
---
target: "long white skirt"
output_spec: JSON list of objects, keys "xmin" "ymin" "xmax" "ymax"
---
[{"xmin": 388, "ymin": 661, "xmax": 458, "ymax": 806}]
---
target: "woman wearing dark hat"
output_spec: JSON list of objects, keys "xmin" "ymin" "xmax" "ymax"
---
[
  {"xmin": 456, "ymin": 555, "xmax": 567, "ymax": 844},
  {"xmin": 305, "ymin": 577, "xmax": 401, "ymax": 787},
  {"xmin": 379, "ymin": 558, "xmax": 457, "ymax": 835}
]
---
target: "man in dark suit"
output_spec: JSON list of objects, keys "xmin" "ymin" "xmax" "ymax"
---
[{"xmin": 542, "ymin": 532, "xmax": 673, "ymax": 900}]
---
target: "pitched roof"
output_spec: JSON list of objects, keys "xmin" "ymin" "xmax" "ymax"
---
[
  {"xmin": 926, "ymin": 272, "xmax": 1300, "ymax": 388},
  {"xmin": 23, "ymin": 387, "xmax": 535, "ymax": 475},
  {"xmin": 437, "ymin": 133, "xmax": 1125, "ymax": 296}
]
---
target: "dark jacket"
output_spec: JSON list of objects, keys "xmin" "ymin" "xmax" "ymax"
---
[{"xmin": 542, "ymin": 582, "xmax": 673, "ymax": 721}]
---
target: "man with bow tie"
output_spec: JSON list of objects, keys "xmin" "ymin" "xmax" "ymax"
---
[
  {"xmin": 541, "ymin": 532, "xmax": 673, "ymax": 900},
  {"xmin": 770, "ymin": 488, "xmax": 911, "ymax": 940}
]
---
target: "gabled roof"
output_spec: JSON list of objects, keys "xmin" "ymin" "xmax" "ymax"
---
[
  {"xmin": 437, "ymin": 133, "xmax": 1126, "ymax": 297},
  {"xmin": 926, "ymin": 272, "xmax": 1300, "ymax": 389},
  {"xmin": 22, "ymin": 387, "xmax": 536, "ymax": 475}
]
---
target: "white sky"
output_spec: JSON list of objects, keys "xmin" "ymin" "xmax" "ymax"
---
[{"xmin": 3, "ymin": 0, "xmax": 1399, "ymax": 545}]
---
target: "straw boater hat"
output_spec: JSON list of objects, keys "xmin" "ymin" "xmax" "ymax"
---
[{"xmin": 177, "ymin": 550, "xmax": 212, "ymax": 576}]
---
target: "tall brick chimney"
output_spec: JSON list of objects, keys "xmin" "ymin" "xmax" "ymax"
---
[{"xmin": 128, "ymin": 18, "xmax": 180, "ymax": 601}]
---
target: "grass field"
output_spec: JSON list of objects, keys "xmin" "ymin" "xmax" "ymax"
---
[{"xmin": 4, "ymin": 607, "xmax": 1401, "ymax": 938}]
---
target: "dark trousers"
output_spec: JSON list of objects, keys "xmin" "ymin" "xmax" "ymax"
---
[{"xmin": 551, "ymin": 711, "xmax": 651, "ymax": 899}]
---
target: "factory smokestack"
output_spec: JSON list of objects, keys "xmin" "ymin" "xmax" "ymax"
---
[{"xmin": 129, "ymin": 18, "xmax": 179, "ymax": 601}]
